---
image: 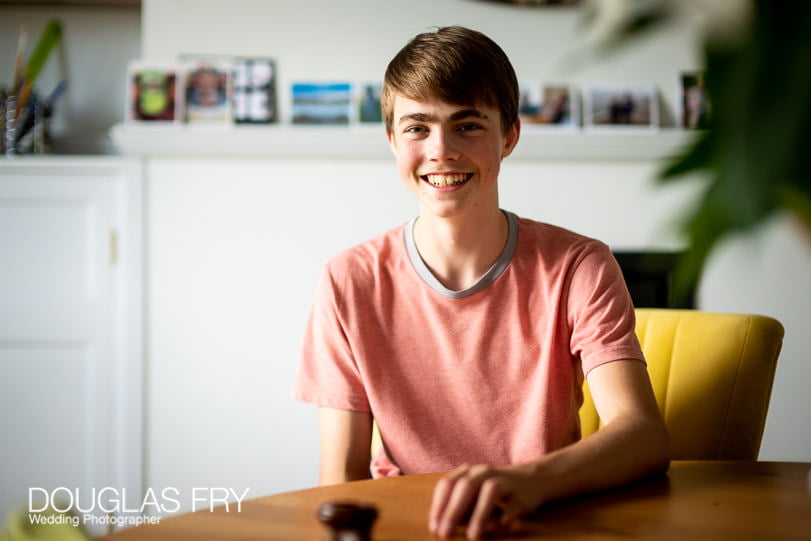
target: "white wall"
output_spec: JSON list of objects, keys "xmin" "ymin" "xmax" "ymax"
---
[
  {"xmin": 0, "ymin": 6, "xmax": 141, "ymax": 153},
  {"xmin": 145, "ymin": 158, "xmax": 410, "ymax": 499},
  {"xmin": 136, "ymin": 0, "xmax": 811, "ymax": 504}
]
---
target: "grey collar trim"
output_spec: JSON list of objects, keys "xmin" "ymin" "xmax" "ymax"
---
[{"xmin": 403, "ymin": 211, "xmax": 519, "ymax": 299}]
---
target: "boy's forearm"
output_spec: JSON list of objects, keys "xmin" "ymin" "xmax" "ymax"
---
[
  {"xmin": 429, "ymin": 412, "xmax": 668, "ymax": 539},
  {"xmin": 518, "ymin": 412, "xmax": 669, "ymax": 508},
  {"xmin": 516, "ymin": 358, "xmax": 670, "ymax": 508}
]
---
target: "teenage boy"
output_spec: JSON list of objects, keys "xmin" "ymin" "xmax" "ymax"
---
[{"xmin": 293, "ymin": 26, "xmax": 669, "ymax": 540}]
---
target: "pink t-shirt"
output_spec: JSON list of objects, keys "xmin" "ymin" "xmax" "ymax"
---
[{"xmin": 292, "ymin": 213, "xmax": 644, "ymax": 477}]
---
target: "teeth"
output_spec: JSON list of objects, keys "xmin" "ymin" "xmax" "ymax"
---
[{"xmin": 425, "ymin": 173, "xmax": 469, "ymax": 187}]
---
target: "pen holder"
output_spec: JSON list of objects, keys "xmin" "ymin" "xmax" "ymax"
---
[
  {"xmin": 1, "ymin": 92, "xmax": 52, "ymax": 156},
  {"xmin": 3, "ymin": 94, "xmax": 17, "ymax": 156}
]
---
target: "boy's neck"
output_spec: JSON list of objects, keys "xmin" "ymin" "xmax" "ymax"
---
[{"xmin": 413, "ymin": 205, "xmax": 508, "ymax": 292}]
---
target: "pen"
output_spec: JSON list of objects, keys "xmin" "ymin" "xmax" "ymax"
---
[
  {"xmin": 11, "ymin": 25, "xmax": 29, "ymax": 95},
  {"xmin": 47, "ymin": 80, "xmax": 68, "ymax": 107}
]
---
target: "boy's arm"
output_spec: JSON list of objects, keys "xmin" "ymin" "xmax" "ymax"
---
[
  {"xmin": 429, "ymin": 359, "xmax": 669, "ymax": 539},
  {"xmin": 318, "ymin": 407, "xmax": 374, "ymax": 485}
]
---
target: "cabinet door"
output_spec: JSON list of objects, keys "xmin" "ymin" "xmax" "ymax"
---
[{"xmin": 0, "ymin": 159, "xmax": 141, "ymax": 535}]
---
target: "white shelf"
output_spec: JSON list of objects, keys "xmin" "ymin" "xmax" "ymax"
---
[
  {"xmin": 109, "ymin": 123, "xmax": 699, "ymax": 162},
  {"xmin": 110, "ymin": 124, "xmax": 391, "ymax": 160},
  {"xmin": 513, "ymin": 128, "xmax": 698, "ymax": 162}
]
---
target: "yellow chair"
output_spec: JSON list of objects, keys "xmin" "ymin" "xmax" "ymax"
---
[{"xmin": 580, "ymin": 308, "xmax": 784, "ymax": 460}]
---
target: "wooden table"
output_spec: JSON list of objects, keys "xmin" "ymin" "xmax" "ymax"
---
[{"xmin": 103, "ymin": 461, "xmax": 811, "ymax": 540}]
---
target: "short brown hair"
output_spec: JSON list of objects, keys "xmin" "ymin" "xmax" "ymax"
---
[{"xmin": 381, "ymin": 26, "xmax": 519, "ymax": 135}]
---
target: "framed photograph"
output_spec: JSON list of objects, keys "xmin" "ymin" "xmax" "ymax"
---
[
  {"xmin": 584, "ymin": 84, "xmax": 659, "ymax": 130},
  {"xmin": 519, "ymin": 83, "xmax": 579, "ymax": 129},
  {"xmin": 233, "ymin": 58, "xmax": 278, "ymax": 124},
  {"xmin": 183, "ymin": 60, "xmax": 233, "ymax": 124},
  {"xmin": 679, "ymin": 71, "xmax": 710, "ymax": 130},
  {"xmin": 357, "ymin": 82, "xmax": 382, "ymax": 125},
  {"xmin": 291, "ymin": 82, "xmax": 352, "ymax": 125},
  {"xmin": 126, "ymin": 62, "xmax": 181, "ymax": 123}
]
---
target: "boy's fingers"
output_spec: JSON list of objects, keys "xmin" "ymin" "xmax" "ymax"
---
[
  {"xmin": 435, "ymin": 465, "xmax": 493, "ymax": 538},
  {"xmin": 466, "ymin": 477, "xmax": 505, "ymax": 539},
  {"xmin": 429, "ymin": 464, "xmax": 472, "ymax": 533}
]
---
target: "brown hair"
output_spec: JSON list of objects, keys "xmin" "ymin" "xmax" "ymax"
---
[{"xmin": 381, "ymin": 26, "xmax": 519, "ymax": 135}]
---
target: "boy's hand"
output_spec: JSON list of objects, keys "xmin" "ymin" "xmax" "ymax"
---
[{"xmin": 428, "ymin": 463, "xmax": 541, "ymax": 539}]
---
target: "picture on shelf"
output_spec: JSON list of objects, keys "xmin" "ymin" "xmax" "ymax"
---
[
  {"xmin": 519, "ymin": 83, "xmax": 579, "ymax": 128},
  {"xmin": 291, "ymin": 82, "xmax": 352, "ymax": 125},
  {"xmin": 357, "ymin": 83, "xmax": 382, "ymax": 124},
  {"xmin": 127, "ymin": 62, "xmax": 181, "ymax": 123},
  {"xmin": 183, "ymin": 60, "xmax": 233, "ymax": 124},
  {"xmin": 584, "ymin": 84, "xmax": 658, "ymax": 130},
  {"xmin": 233, "ymin": 58, "xmax": 278, "ymax": 124},
  {"xmin": 679, "ymin": 71, "xmax": 710, "ymax": 130}
]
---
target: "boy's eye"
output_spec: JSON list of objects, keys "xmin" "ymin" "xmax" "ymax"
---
[
  {"xmin": 403, "ymin": 125, "xmax": 428, "ymax": 137},
  {"xmin": 457, "ymin": 123, "xmax": 483, "ymax": 132}
]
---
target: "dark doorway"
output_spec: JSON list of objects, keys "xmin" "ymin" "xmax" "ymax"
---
[{"xmin": 612, "ymin": 251, "xmax": 695, "ymax": 309}]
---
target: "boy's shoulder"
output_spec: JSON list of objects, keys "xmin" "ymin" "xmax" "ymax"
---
[
  {"xmin": 516, "ymin": 215, "xmax": 606, "ymax": 252},
  {"xmin": 512, "ymin": 215, "xmax": 616, "ymax": 276}
]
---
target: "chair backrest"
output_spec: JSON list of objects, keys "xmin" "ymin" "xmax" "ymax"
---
[{"xmin": 579, "ymin": 308, "xmax": 784, "ymax": 460}]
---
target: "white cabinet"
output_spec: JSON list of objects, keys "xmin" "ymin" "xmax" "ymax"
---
[{"xmin": 0, "ymin": 157, "xmax": 142, "ymax": 535}]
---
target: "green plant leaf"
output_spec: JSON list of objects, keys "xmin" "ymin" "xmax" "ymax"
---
[
  {"xmin": 660, "ymin": 131, "xmax": 714, "ymax": 179},
  {"xmin": 577, "ymin": 0, "xmax": 672, "ymax": 54},
  {"xmin": 657, "ymin": 0, "xmax": 811, "ymax": 296}
]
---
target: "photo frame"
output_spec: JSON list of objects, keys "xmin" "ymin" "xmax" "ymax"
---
[
  {"xmin": 291, "ymin": 82, "xmax": 352, "ymax": 125},
  {"xmin": 356, "ymin": 82, "xmax": 382, "ymax": 125},
  {"xmin": 519, "ymin": 83, "xmax": 579, "ymax": 129},
  {"xmin": 233, "ymin": 58, "xmax": 278, "ymax": 124},
  {"xmin": 583, "ymin": 84, "xmax": 659, "ymax": 131},
  {"xmin": 126, "ymin": 62, "xmax": 182, "ymax": 123},
  {"xmin": 183, "ymin": 59, "xmax": 233, "ymax": 124},
  {"xmin": 679, "ymin": 71, "xmax": 710, "ymax": 130}
]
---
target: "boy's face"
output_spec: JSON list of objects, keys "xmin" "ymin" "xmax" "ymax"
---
[{"xmin": 387, "ymin": 94, "xmax": 520, "ymax": 220}]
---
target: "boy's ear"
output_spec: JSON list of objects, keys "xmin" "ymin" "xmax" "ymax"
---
[
  {"xmin": 386, "ymin": 129, "xmax": 398, "ymax": 156},
  {"xmin": 501, "ymin": 118, "xmax": 521, "ymax": 159}
]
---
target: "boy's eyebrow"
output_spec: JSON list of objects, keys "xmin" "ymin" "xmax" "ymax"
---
[
  {"xmin": 397, "ymin": 108, "xmax": 490, "ymax": 125},
  {"xmin": 451, "ymin": 109, "xmax": 490, "ymax": 121}
]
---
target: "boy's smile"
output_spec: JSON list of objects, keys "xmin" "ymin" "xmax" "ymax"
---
[
  {"xmin": 387, "ymin": 95, "xmax": 520, "ymax": 220},
  {"xmin": 423, "ymin": 172, "xmax": 472, "ymax": 188}
]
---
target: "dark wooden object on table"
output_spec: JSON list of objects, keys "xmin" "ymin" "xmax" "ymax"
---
[{"xmin": 317, "ymin": 501, "xmax": 378, "ymax": 541}]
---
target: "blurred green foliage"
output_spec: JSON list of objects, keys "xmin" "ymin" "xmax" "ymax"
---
[
  {"xmin": 662, "ymin": 0, "xmax": 811, "ymax": 297},
  {"xmin": 584, "ymin": 0, "xmax": 811, "ymax": 299},
  {"xmin": 2, "ymin": 508, "xmax": 90, "ymax": 541}
]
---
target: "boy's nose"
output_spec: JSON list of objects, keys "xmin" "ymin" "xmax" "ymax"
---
[{"xmin": 427, "ymin": 130, "xmax": 460, "ymax": 161}]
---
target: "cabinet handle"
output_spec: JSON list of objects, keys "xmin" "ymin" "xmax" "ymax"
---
[{"xmin": 109, "ymin": 230, "xmax": 118, "ymax": 265}]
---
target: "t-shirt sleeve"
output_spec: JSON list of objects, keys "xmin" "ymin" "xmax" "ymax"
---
[
  {"xmin": 291, "ymin": 264, "xmax": 371, "ymax": 412},
  {"xmin": 566, "ymin": 241, "xmax": 645, "ymax": 376}
]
